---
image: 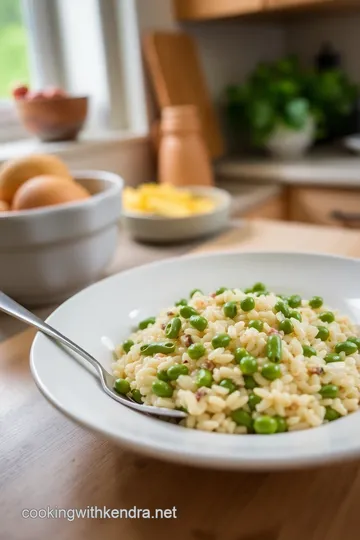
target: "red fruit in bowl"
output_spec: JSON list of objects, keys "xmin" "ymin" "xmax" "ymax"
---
[
  {"xmin": 12, "ymin": 85, "xmax": 29, "ymax": 100},
  {"xmin": 44, "ymin": 87, "xmax": 67, "ymax": 99}
]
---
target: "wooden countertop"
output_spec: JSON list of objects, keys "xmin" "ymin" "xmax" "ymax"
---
[{"xmin": 2, "ymin": 219, "xmax": 360, "ymax": 540}]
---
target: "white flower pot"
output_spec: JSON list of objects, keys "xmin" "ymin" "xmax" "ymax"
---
[{"xmin": 265, "ymin": 117, "xmax": 315, "ymax": 160}]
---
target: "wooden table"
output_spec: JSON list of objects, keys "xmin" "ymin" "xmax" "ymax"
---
[{"xmin": 2, "ymin": 219, "xmax": 360, "ymax": 540}]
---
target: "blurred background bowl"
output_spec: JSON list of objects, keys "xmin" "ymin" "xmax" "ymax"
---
[
  {"xmin": 15, "ymin": 96, "xmax": 88, "ymax": 142},
  {"xmin": 0, "ymin": 170, "xmax": 122, "ymax": 306},
  {"xmin": 122, "ymin": 186, "xmax": 231, "ymax": 243}
]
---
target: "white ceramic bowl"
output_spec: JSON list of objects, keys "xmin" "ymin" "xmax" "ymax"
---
[
  {"xmin": 0, "ymin": 170, "xmax": 122, "ymax": 306},
  {"xmin": 31, "ymin": 251, "xmax": 360, "ymax": 470},
  {"xmin": 122, "ymin": 186, "xmax": 231, "ymax": 242}
]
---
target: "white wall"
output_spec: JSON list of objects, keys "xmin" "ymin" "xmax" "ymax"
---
[
  {"xmin": 186, "ymin": 20, "xmax": 286, "ymax": 102},
  {"xmin": 286, "ymin": 13, "xmax": 360, "ymax": 83},
  {"xmin": 135, "ymin": 0, "xmax": 177, "ymax": 31}
]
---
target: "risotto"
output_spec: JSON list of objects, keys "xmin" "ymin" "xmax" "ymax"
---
[{"xmin": 111, "ymin": 283, "xmax": 360, "ymax": 434}]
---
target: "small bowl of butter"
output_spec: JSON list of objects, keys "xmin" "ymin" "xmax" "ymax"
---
[{"xmin": 122, "ymin": 183, "xmax": 231, "ymax": 243}]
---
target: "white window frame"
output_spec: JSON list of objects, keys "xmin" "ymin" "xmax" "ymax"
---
[{"xmin": 0, "ymin": 0, "xmax": 62, "ymax": 142}]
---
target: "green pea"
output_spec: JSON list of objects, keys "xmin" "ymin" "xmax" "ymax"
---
[
  {"xmin": 190, "ymin": 288, "xmax": 202, "ymax": 298},
  {"xmin": 175, "ymin": 298, "xmax": 187, "ymax": 307},
  {"xmin": 248, "ymin": 319, "xmax": 264, "ymax": 332},
  {"xmin": 316, "ymin": 326, "xmax": 329, "ymax": 341},
  {"xmin": 157, "ymin": 369, "xmax": 170, "ymax": 382},
  {"xmin": 196, "ymin": 368, "xmax": 213, "ymax": 388},
  {"xmin": 290, "ymin": 310, "xmax": 302, "ymax": 322},
  {"xmin": 114, "ymin": 378, "xmax": 130, "ymax": 395},
  {"xmin": 138, "ymin": 317, "xmax": 155, "ymax": 330},
  {"xmin": 131, "ymin": 389, "xmax": 143, "ymax": 403},
  {"xmin": 241, "ymin": 297, "xmax": 255, "ymax": 312},
  {"xmin": 309, "ymin": 296, "xmax": 323, "ymax": 309},
  {"xmin": 189, "ymin": 315, "xmax": 208, "ymax": 332},
  {"xmin": 303, "ymin": 345, "xmax": 316, "ymax": 358},
  {"xmin": 254, "ymin": 415, "xmax": 277, "ymax": 434},
  {"xmin": 231, "ymin": 409, "xmax": 253, "ymax": 429},
  {"xmin": 180, "ymin": 306, "xmax": 198, "ymax": 319},
  {"xmin": 274, "ymin": 300, "xmax": 290, "ymax": 318},
  {"xmin": 319, "ymin": 311, "xmax": 335, "ymax": 323},
  {"xmin": 167, "ymin": 364, "xmax": 189, "ymax": 380},
  {"xmin": 320, "ymin": 384, "xmax": 338, "ymax": 399},
  {"xmin": 244, "ymin": 375, "xmax": 256, "ymax": 389},
  {"xmin": 248, "ymin": 392, "xmax": 261, "ymax": 411},
  {"xmin": 234, "ymin": 347, "xmax": 248, "ymax": 363},
  {"xmin": 252, "ymin": 282, "xmax": 267, "ymax": 292},
  {"xmin": 279, "ymin": 319, "xmax": 294, "ymax": 335},
  {"xmin": 288, "ymin": 295, "xmax": 302, "ymax": 308},
  {"xmin": 211, "ymin": 333, "xmax": 231, "ymax": 349},
  {"xmin": 140, "ymin": 342, "xmax": 176, "ymax": 356},
  {"xmin": 274, "ymin": 416, "xmax": 288, "ymax": 433},
  {"xmin": 262, "ymin": 362, "xmax": 282, "ymax": 381},
  {"xmin": 219, "ymin": 378, "xmax": 237, "ymax": 393},
  {"xmin": 152, "ymin": 379, "xmax": 174, "ymax": 398},
  {"xmin": 187, "ymin": 343, "xmax": 205, "ymax": 360},
  {"xmin": 255, "ymin": 291, "xmax": 269, "ymax": 297},
  {"xmin": 335, "ymin": 340, "xmax": 358, "ymax": 355},
  {"xmin": 165, "ymin": 317, "xmax": 182, "ymax": 339},
  {"xmin": 325, "ymin": 406, "xmax": 341, "ymax": 422},
  {"xmin": 266, "ymin": 334, "xmax": 282, "ymax": 363},
  {"xmin": 223, "ymin": 301, "xmax": 238, "ymax": 319},
  {"xmin": 319, "ymin": 311, "xmax": 335, "ymax": 324},
  {"xmin": 348, "ymin": 337, "xmax": 360, "ymax": 351},
  {"xmin": 325, "ymin": 353, "xmax": 341, "ymax": 363},
  {"xmin": 216, "ymin": 286, "xmax": 228, "ymax": 295},
  {"xmin": 122, "ymin": 340, "xmax": 134, "ymax": 354},
  {"xmin": 243, "ymin": 287, "xmax": 253, "ymax": 294},
  {"xmin": 239, "ymin": 355, "xmax": 257, "ymax": 375}
]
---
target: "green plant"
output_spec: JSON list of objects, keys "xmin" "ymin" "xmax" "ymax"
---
[
  {"xmin": 225, "ymin": 56, "xmax": 358, "ymax": 147},
  {"xmin": 306, "ymin": 68, "xmax": 358, "ymax": 139}
]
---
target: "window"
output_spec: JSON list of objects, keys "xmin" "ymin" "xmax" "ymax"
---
[
  {"xmin": 0, "ymin": 0, "xmax": 30, "ymax": 99},
  {"xmin": 0, "ymin": 0, "xmax": 148, "ymax": 145}
]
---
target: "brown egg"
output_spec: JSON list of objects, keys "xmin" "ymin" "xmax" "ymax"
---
[
  {"xmin": 0, "ymin": 200, "xmax": 10, "ymax": 212},
  {"xmin": 12, "ymin": 175, "xmax": 90, "ymax": 211},
  {"xmin": 0, "ymin": 154, "xmax": 72, "ymax": 203}
]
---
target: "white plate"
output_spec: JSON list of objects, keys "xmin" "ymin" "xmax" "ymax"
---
[{"xmin": 31, "ymin": 252, "xmax": 360, "ymax": 470}]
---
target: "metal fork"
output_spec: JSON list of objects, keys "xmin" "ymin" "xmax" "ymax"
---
[{"xmin": 0, "ymin": 291, "xmax": 187, "ymax": 419}]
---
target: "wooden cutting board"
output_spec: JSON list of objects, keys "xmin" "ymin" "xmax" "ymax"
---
[
  {"xmin": 143, "ymin": 31, "xmax": 224, "ymax": 159},
  {"xmin": 2, "ymin": 219, "xmax": 360, "ymax": 540}
]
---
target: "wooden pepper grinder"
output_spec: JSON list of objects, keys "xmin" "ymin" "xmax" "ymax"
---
[{"xmin": 158, "ymin": 105, "xmax": 214, "ymax": 186}]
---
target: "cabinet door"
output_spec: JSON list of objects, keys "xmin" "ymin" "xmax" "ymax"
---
[
  {"xmin": 289, "ymin": 187, "xmax": 360, "ymax": 228},
  {"xmin": 174, "ymin": 0, "xmax": 264, "ymax": 21}
]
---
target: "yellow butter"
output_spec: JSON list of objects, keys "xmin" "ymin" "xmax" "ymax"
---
[{"xmin": 123, "ymin": 183, "xmax": 215, "ymax": 217}]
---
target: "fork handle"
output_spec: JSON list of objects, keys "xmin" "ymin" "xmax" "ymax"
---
[{"xmin": 0, "ymin": 291, "xmax": 105, "ymax": 378}]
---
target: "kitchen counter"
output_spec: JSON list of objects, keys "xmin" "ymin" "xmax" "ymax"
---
[{"xmin": 216, "ymin": 150, "xmax": 360, "ymax": 188}]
